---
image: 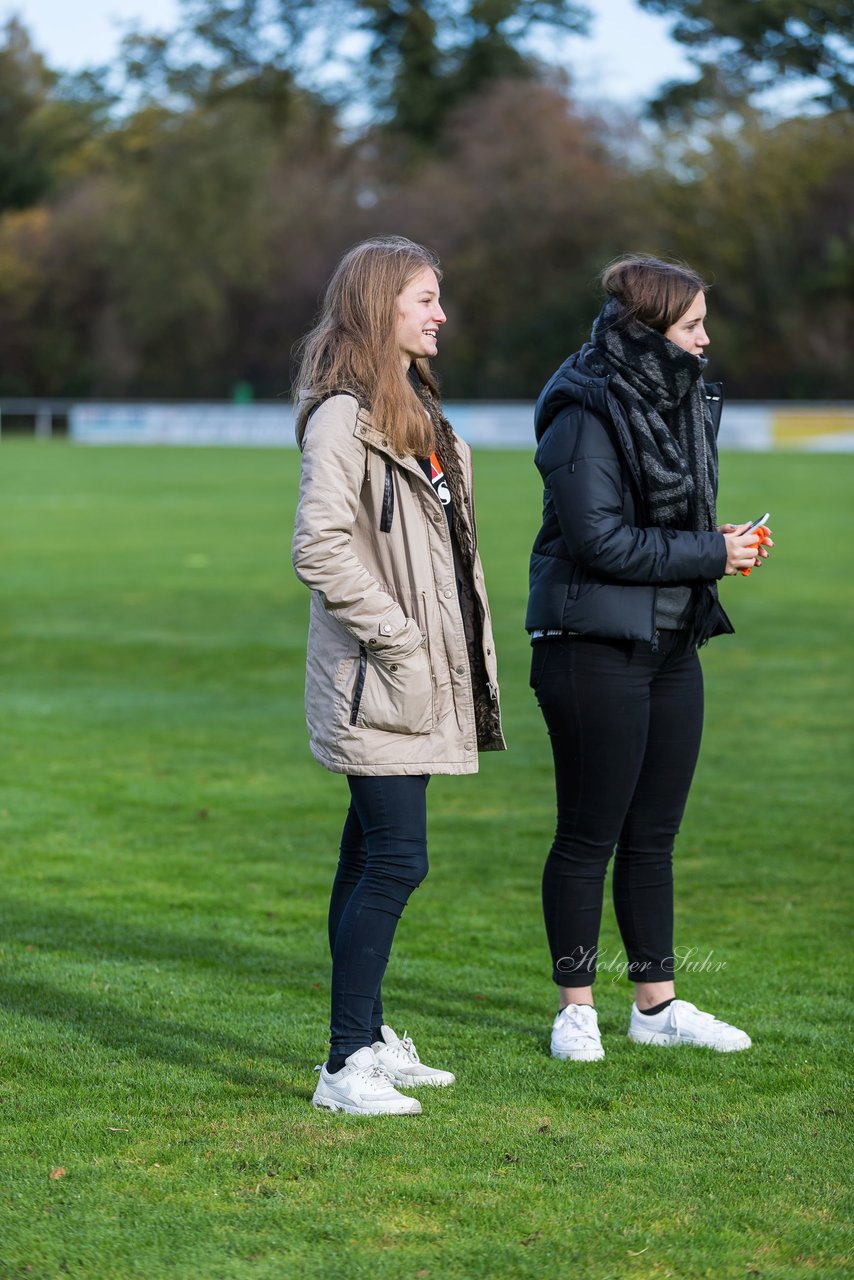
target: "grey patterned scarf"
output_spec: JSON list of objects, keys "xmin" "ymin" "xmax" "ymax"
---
[{"xmin": 587, "ymin": 297, "xmax": 717, "ymax": 532}]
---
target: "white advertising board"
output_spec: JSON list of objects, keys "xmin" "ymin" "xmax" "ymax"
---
[
  {"xmin": 69, "ymin": 401, "xmax": 854, "ymax": 450},
  {"xmin": 70, "ymin": 403, "xmax": 294, "ymax": 446}
]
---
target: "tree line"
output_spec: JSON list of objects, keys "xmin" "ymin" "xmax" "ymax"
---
[{"xmin": 0, "ymin": 0, "xmax": 851, "ymax": 401}]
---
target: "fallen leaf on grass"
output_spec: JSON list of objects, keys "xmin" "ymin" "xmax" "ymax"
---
[
  {"xmin": 628, "ymin": 1247, "xmax": 649, "ymax": 1256},
  {"xmin": 49, "ymin": 1168, "xmax": 66, "ymax": 1180}
]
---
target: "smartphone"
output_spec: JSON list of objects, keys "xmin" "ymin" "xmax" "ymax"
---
[{"xmin": 745, "ymin": 512, "xmax": 770, "ymax": 532}]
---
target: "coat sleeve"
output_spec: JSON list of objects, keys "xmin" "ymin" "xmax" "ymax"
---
[
  {"xmin": 292, "ymin": 396, "xmax": 424, "ymax": 659},
  {"xmin": 537, "ymin": 407, "xmax": 727, "ymax": 584}
]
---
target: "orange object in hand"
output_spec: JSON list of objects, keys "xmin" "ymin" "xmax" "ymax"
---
[{"xmin": 740, "ymin": 525, "xmax": 771, "ymax": 576}]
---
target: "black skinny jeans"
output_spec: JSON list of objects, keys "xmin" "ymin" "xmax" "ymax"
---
[
  {"xmin": 531, "ymin": 632, "xmax": 704, "ymax": 987},
  {"xmin": 327, "ymin": 774, "xmax": 429, "ymax": 1057}
]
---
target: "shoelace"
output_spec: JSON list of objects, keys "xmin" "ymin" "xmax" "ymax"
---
[
  {"xmin": 397, "ymin": 1032, "xmax": 421, "ymax": 1063},
  {"xmin": 358, "ymin": 1062, "xmax": 395, "ymax": 1084},
  {"xmin": 314, "ymin": 1060, "xmax": 394, "ymax": 1082},
  {"xmin": 672, "ymin": 1002, "xmax": 725, "ymax": 1030},
  {"xmin": 561, "ymin": 1007, "xmax": 597, "ymax": 1034}
]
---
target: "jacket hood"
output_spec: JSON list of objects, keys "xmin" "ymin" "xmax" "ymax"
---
[
  {"xmin": 295, "ymin": 388, "xmax": 364, "ymax": 449},
  {"xmin": 534, "ymin": 345, "xmax": 611, "ymax": 443}
]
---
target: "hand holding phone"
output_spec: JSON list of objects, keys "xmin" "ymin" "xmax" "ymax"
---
[{"xmin": 740, "ymin": 513, "xmax": 772, "ymax": 576}]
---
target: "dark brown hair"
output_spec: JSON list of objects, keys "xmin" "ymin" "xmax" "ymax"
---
[
  {"xmin": 601, "ymin": 255, "xmax": 708, "ymax": 332},
  {"xmin": 294, "ymin": 235, "xmax": 441, "ymax": 456}
]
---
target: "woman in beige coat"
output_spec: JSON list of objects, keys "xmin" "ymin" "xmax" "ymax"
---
[{"xmin": 292, "ymin": 236, "xmax": 504, "ymax": 1115}]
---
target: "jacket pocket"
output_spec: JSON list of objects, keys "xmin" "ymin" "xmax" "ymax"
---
[
  {"xmin": 349, "ymin": 646, "xmax": 368, "ymax": 725},
  {"xmin": 355, "ymin": 640, "xmax": 434, "ymax": 735},
  {"xmin": 569, "ymin": 561, "xmax": 594, "ymax": 601}
]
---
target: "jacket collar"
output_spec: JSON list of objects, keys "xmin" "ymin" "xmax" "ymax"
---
[
  {"xmin": 536, "ymin": 347, "xmax": 725, "ymax": 487},
  {"xmin": 353, "ymin": 407, "xmax": 444, "ymax": 489}
]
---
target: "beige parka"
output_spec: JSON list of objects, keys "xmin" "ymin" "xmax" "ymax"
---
[{"xmin": 292, "ymin": 393, "xmax": 505, "ymax": 775}]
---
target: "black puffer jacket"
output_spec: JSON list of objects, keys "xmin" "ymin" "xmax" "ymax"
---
[{"xmin": 526, "ymin": 344, "xmax": 733, "ymax": 642}]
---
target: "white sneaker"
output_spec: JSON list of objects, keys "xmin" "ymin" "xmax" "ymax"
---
[
  {"xmin": 550, "ymin": 1003, "xmax": 604, "ymax": 1061},
  {"xmin": 628, "ymin": 1000, "xmax": 751, "ymax": 1052},
  {"xmin": 371, "ymin": 1025, "xmax": 455, "ymax": 1088},
  {"xmin": 311, "ymin": 1046, "xmax": 422, "ymax": 1115}
]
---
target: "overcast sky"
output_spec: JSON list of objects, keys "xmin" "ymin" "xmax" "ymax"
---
[{"xmin": 8, "ymin": 0, "xmax": 694, "ymax": 106}]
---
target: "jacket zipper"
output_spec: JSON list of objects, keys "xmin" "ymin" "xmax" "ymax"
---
[
  {"xmin": 380, "ymin": 462, "xmax": 395, "ymax": 533},
  {"xmin": 350, "ymin": 646, "xmax": 368, "ymax": 725}
]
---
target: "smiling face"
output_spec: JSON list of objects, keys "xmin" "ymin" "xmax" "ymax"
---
[
  {"xmin": 664, "ymin": 289, "xmax": 710, "ymax": 356},
  {"xmin": 395, "ymin": 267, "xmax": 446, "ymax": 369}
]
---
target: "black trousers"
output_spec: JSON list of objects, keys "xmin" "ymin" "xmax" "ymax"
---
[
  {"xmin": 327, "ymin": 774, "xmax": 429, "ymax": 1057},
  {"xmin": 531, "ymin": 632, "xmax": 704, "ymax": 987}
]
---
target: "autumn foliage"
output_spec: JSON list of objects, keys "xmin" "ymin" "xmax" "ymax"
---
[{"xmin": 0, "ymin": 8, "xmax": 851, "ymax": 400}]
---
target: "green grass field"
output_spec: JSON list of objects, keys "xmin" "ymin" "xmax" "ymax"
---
[{"xmin": 1, "ymin": 442, "xmax": 851, "ymax": 1279}]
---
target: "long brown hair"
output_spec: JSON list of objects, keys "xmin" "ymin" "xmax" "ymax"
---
[
  {"xmin": 601, "ymin": 255, "xmax": 708, "ymax": 332},
  {"xmin": 294, "ymin": 236, "xmax": 442, "ymax": 455}
]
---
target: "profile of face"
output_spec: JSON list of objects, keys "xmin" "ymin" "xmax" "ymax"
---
[
  {"xmin": 396, "ymin": 267, "xmax": 446, "ymax": 368},
  {"xmin": 664, "ymin": 289, "xmax": 710, "ymax": 356}
]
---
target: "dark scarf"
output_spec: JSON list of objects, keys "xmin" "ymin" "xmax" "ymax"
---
[
  {"xmin": 414, "ymin": 384, "xmax": 476, "ymax": 568},
  {"xmin": 587, "ymin": 297, "xmax": 718, "ymax": 533},
  {"xmin": 414, "ymin": 383, "xmax": 502, "ymax": 751}
]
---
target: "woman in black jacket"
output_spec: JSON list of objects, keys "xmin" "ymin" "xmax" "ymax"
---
[{"xmin": 527, "ymin": 255, "xmax": 772, "ymax": 1061}]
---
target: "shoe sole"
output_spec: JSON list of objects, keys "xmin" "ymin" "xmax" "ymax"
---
[
  {"xmin": 311, "ymin": 1094, "xmax": 422, "ymax": 1115},
  {"xmin": 385, "ymin": 1073, "xmax": 456, "ymax": 1088},
  {"xmin": 628, "ymin": 1028, "xmax": 751, "ymax": 1052},
  {"xmin": 551, "ymin": 1048, "xmax": 605, "ymax": 1062}
]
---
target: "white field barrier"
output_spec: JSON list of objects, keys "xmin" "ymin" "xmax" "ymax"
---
[{"xmin": 68, "ymin": 401, "xmax": 854, "ymax": 450}]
